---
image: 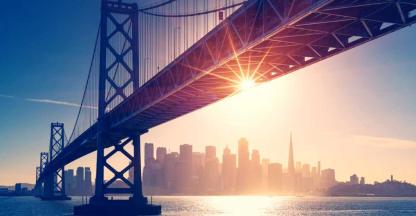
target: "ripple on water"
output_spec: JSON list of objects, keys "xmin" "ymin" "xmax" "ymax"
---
[{"xmin": 0, "ymin": 196, "xmax": 416, "ymax": 216}]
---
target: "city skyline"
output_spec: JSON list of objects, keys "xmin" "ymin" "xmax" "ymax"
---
[
  {"xmin": 0, "ymin": 0, "xmax": 416, "ymax": 187},
  {"xmin": 85, "ymin": 135, "xmax": 412, "ymax": 190},
  {"xmin": 133, "ymin": 136, "xmax": 413, "ymax": 197},
  {"xmin": 140, "ymin": 137, "xmax": 336, "ymax": 195},
  {"xmin": 3, "ymin": 133, "xmax": 410, "ymax": 188}
]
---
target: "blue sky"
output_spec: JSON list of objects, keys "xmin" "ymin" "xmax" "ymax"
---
[
  {"xmin": 0, "ymin": 1, "xmax": 416, "ymax": 185},
  {"xmin": 0, "ymin": 0, "xmax": 100, "ymax": 184}
]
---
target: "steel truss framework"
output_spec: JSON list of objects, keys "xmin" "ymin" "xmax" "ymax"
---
[
  {"xmin": 36, "ymin": 166, "xmax": 40, "ymax": 182},
  {"xmin": 38, "ymin": 152, "xmax": 48, "ymax": 190},
  {"xmin": 93, "ymin": 0, "xmax": 144, "ymax": 202},
  {"xmin": 40, "ymin": 152, "xmax": 48, "ymax": 174},
  {"xmin": 34, "ymin": 166, "xmax": 41, "ymax": 196},
  {"xmin": 38, "ymin": 0, "xmax": 416, "ymax": 184},
  {"xmin": 47, "ymin": 123, "xmax": 66, "ymax": 197},
  {"xmin": 108, "ymin": 0, "xmax": 416, "ymax": 132}
]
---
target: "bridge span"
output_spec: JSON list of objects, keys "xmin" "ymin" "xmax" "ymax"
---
[{"xmin": 34, "ymin": 0, "xmax": 416, "ymax": 215}]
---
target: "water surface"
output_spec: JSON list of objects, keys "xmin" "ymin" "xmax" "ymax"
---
[{"xmin": 1, "ymin": 196, "xmax": 415, "ymax": 215}]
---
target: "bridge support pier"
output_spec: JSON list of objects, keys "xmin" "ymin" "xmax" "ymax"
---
[
  {"xmin": 34, "ymin": 166, "xmax": 42, "ymax": 197},
  {"xmin": 75, "ymin": 132, "xmax": 160, "ymax": 215},
  {"xmin": 74, "ymin": 0, "xmax": 160, "ymax": 215}
]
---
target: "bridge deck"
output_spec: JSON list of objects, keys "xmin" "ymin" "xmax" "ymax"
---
[{"xmin": 41, "ymin": 0, "xmax": 416, "ymax": 177}]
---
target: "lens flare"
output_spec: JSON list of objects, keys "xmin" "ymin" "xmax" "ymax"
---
[{"xmin": 239, "ymin": 79, "xmax": 256, "ymax": 90}]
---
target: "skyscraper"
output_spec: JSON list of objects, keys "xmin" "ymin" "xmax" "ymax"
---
[
  {"xmin": 302, "ymin": 164, "xmax": 311, "ymax": 178},
  {"xmin": 76, "ymin": 167, "xmax": 84, "ymax": 195},
  {"xmin": 261, "ymin": 159, "xmax": 270, "ymax": 191},
  {"xmin": 301, "ymin": 164, "xmax": 313, "ymax": 192},
  {"xmin": 192, "ymin": 152, "xmax": 205, "ymax": 193},
  {"xmin": 296, "ymin": 161, "xmax": 302, "ymax": 173},
  {"xmin": 65, "ymin": 169, "xmax": 75, "ymax": 195},
  {"xmin": 143, "ymin": 143, "xmax": 156, "ymax": 190},
  {"xmin": 205, "ymin": 146, "xmax": 216, "ymax": 161},
  {"xmin": 84, "ymin": 167, "xmax": 93, "ymax": 195},
  {"xmin": 179, "ymin": 144, "xmax": 192, "ymax": 161},
  {"xmin": 268, "ymin": 163, "xmax": 283, "ymax": 193},
  {"xmin": 204, "ymin": 146, "xmax": 220, "ymax": 193},
  {"xmin": 360, "ymin": 177, "xmax": 365, "ymax": 185},
  {"xmin": 156, "ymin": 147, "xmax": 167, "ymax": 163},
  {"xmin": 238, "ymin": 138, "xmax": 249, "ymax": 170},
  {"xmin": 250, "ymin": 149, "xmax": 262, "ymax": 191},
  {"xmin": 317, "ymin": 161, "xmax": 321, "ymax": 177},
  {"xmin": 237, "ymin": 138, "xmax": 250, "ymax": 193},
  {"xmin": 251, "ymin": 150, "xmax": 260, "ymax": 164},
  {"xmin": 284, "ymin": 134, "xmax": 296, "ymax": 192},
  {"xmin": 288, "ymin": 134, "xmax": 295, "ymax": 176},
  {"xmin": 350, "ymin": 174, "xmax": 359, "ymax": 185},
  {"xmin": 321, "ymin": 168, "xmax": 336, "ymax": 188},
  {"xmin": 222, "ymin": 146, "xmax": 236, "ymax": 194},
  {"xmin": 145, "ymin": 143, "xmax": 155, "ymax": 166},
  {"xmin": 163, "ymin": 152, "xmax": 179, "ymax": 193},
  {"xmin": 177, "ymin": 144, "xmax": 193, "ymax": 193}
]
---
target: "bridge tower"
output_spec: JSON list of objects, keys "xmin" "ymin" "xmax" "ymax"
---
[
  {"xmin": 40, "ymin": 152, "xmax": 48, "ymax": 173},
  {"xmin": 75, "ymin": 0, "xmax": 161, "ymax": 214},
  {"xmin": 41, "ymin": 123, "xmax": 70, "ymax": 200},
  {"xmin": 34, "ymin": 166, "xmax": 41, "ymax": 197},
  {"xmin": 36, "ymin": 166, "xmax": 40, "ymax": 182},
  {"xmin": 36, "ymin": 152, "xmax": 48, "ymax": 197}
]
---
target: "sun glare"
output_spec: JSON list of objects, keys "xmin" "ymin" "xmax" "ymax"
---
[{"xmin": 239, "ymin": 79, "xmax": 256, "ymax": 90}]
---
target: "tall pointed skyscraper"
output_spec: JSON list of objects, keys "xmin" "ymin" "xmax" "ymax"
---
[
  {"xmin": 285, "ymin": 133, "xmax": 296, "ymax": 192},
  {"xmin": 288, "ymin": 133, "xmax": 295, "ymax": 176}
]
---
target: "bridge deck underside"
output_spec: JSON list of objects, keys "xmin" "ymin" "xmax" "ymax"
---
[
  {"xmin": 41, "ymin": 0, "xmax": 416, "ymax": 178},
  {"xmin": 112, "ymin": 0, "xmax": 416, "ymax": 131}
]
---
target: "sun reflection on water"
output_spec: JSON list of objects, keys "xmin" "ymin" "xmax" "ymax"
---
[{"xmin": 204, "ymin": 196, "xmax": 285, "ymax": 216}]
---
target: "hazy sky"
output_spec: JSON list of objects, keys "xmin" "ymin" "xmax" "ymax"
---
[{"xmin": 0, "ymin": 0, "xmax": 415, "ymax": 185}]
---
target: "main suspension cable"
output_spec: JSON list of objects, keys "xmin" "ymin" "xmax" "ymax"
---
[
  {"xmin": 138, "ymin": 0, "xmax": 178, "ymax": 11},
  {"xmin": 68, "ymin": 24, "xmax": 101, "ymax": 143},
  {"xmin": 139, "ymin": 1, "xmax": 247, "ymax": 18}
]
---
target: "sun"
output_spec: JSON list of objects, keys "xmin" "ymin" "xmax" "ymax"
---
[{"xmin": 239, "ymin": 78, "xmax": 256, "ymax": 90}]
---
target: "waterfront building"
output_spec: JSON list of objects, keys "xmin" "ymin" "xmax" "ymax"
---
[
  {"xmin": 204, "ymin": 146, "xmax": 220, "ymax": 193},
  {"xmin": 76, "ymin": 167, "xmax": 84, "ymax": 195},
  {"xmin": 250, "ymin": 149, "xmax": 262, "ymax": 192},
  {"xmin": 145, "ymin": 143, "xmax": 155, "ymax": 166},
  {"xmin": 222, "ymin": 146, "xmax": 236, "ymax": 194},
  {"xmin": 237, "ymin": 138, "xmax": 250, "ymax": 193},
  {"xmin": 261, "ymin": 158, "xmax": 270, "ymax": 192},
  {"xmin": 163, "ymin": 152, "xmax": 179, "ymax": 193},
  {"xmin": 350, "ymin": 174, "xmax": 359, "ymax": 185},
  {"xmin": 156, "ymin": 147, "xmax": 167, "ymax": 163},
  {"xmin": 321, "ymin": 168, "xmax": 336, "ymax": 188},
  {"xmin": 84, "ymin": 167, "xmax": 93, "ymax": 195},
  {"xmin": 360, "ymin": 177, "xmax": 365, "ymax": 185},
  {"xmin": 64, "ymin": 169, "xmax": 75, "ymax": 195},
  {"xmin": 268, "ymin": 163, "xmax": 283, "ymax": 193},
  {"xmin": 177, "ymin": 144, "xmax": 193, "ymax": 193}
]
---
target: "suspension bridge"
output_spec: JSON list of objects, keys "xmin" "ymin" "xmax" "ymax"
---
[{"xmin": 33, "ymin": 0, "xmax": 416, "ymax": 215}]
